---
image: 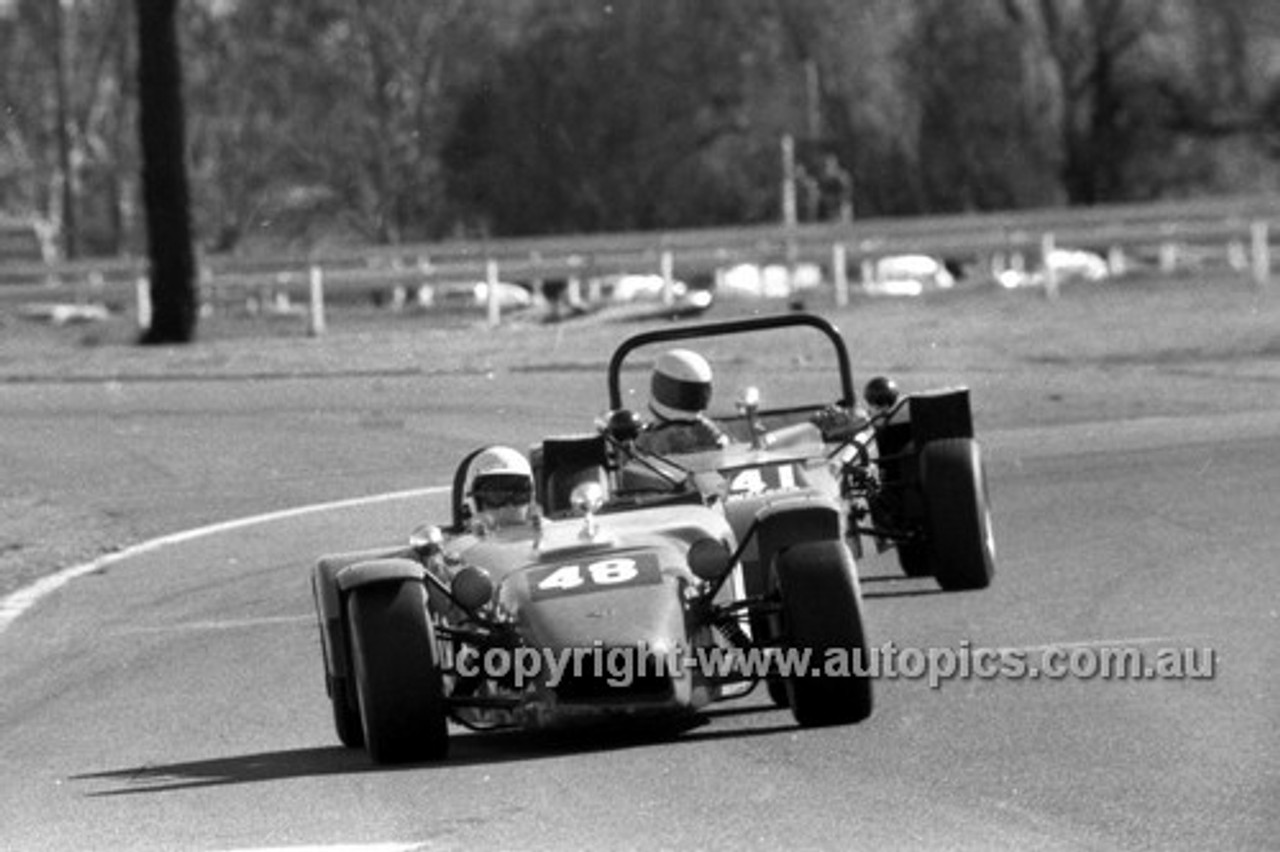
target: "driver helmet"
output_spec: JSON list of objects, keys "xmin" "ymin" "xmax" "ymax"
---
[
  {"xmin": 465, "ymin": 446, "xmax": 534, "ymax": 528},
  {"xmin": 650, "ymin": 348, "xmax": 713, "ymax": 422}
]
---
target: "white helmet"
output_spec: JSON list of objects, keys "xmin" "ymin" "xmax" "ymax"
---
[
  {"xmin": 465, "ymin": 446, "xmax": 533, "ymax": 527},
  {"xmin": 650, "ymin": 348, "xmax": 713, "ymax": 421}
]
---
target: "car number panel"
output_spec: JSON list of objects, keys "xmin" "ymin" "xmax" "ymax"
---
[{"xmin": 528, "ymin": 552, "xmax": 663, "ymax": 600}]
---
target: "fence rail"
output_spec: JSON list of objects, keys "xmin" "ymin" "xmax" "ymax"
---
[{"xmin": 2, "ymin": 195, "xmax": 1276, "ymax": 332}]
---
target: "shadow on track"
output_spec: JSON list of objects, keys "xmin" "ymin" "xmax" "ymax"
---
[
  {"xmin": 858, "ymin": 573, "xmax": 946, "ymax": 599},
  {"xmin": 72, "ymin": 704, "xmax": 805, "ymax": 795}
]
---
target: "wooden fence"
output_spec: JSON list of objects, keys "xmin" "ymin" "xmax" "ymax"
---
[{"xmin": 1, "ymin": 195, "xmax": 1276, "ymax": 334}]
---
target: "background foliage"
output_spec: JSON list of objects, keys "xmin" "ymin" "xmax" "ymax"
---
[{"xmin": 2, "ymin": 0, "xmax": 1279, "ymax": 257}]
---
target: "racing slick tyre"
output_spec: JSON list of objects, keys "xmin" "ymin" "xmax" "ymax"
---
[
  {"xmin": 347, "ymin": 580, "xmax": 448, "ymax": 763},
  {"xmin": 773, "ymin": 540, "xmax": 873, "ymax": 727},
  {"xmin": 766, "ymin": 677, "xmax": 790, "ymax": 708},
  {"xmin": 918, "ymin": 438, "xmax": 995, "ymax": 591},
  {"xmin": 895, "ymin": 542, "xmax": 932, "ymax": 578}
]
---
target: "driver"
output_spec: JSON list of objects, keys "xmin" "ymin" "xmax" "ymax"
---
[
  {"xmin": 421, "ymin": 445, "xmax": 533, "ymax": 618},
  {"xmin": 635, "ymin": 348, "xmax": 730, "ymax": 455},
  {"xmin": 464, "ymin": 445, "xmax": 535, "ymax": 531}
]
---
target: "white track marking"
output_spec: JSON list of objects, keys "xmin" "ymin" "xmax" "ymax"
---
[
  {"xmin": 996, "ymin": 635, "xmax": 1208, "ymax": 654},
  {"xmin": 209, "ymin": 845, "xmax": 425, "ymax": 852},
  {"xmin": 109, "ymin": 614, "xmax": 314, "ymax": 635},
  {"xmin": 0, "ymin": 486, "xmax": 448, "ymax": 637}
]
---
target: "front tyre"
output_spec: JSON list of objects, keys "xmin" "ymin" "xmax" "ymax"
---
[
  {"xmin": 919, "ymin": 438, "xmax": 995, "ymax": 591},
  {"xmin": 774, "ymin": 540, "xmax": 873, "ymax": 727},
  {"xmin": 347, "ymin": 580, "xmax": 448, "ymax": 763}
]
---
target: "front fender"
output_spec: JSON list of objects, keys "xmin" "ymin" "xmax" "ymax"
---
[
  {"xmin": 335, "ymin": 557, "xmax": 427, "ymax": 592},
  {"xmin": 741, "ymin": 494, "xmax": 846, "ymax": 645},
  {"xmin": 312, "ymin": 548, "xmax": 415, "ymax": 690},
  {"xmin": 735, "ymin": 492, "xmax": 845, "ymax": 581}
]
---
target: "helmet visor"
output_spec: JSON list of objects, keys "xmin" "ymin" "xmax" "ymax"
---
[
  {"xmin": 473, "ymin": 474, "xmax": 533, "ymax": 510},
  {"xmin": 651, "ymin": 371, "xmax": 712, "ymax": 417}
]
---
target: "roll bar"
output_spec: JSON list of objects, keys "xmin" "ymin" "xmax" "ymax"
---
[{"xmin": 607, "ymin": 312, "xmax": 856, "ymax": 411}]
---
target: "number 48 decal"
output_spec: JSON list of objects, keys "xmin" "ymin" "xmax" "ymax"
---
[{"xmin": 530, "ymin": 553, "xmax": 662, "ymax": 599}]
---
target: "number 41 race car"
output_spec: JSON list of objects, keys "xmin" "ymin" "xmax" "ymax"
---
[{"xmin": 311, "ymin": 312, "xmax": 996, "ymax": 763}]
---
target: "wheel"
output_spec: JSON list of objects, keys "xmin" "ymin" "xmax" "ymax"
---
[
  {"xmin": 895, "ymin": 541, "xmax": 932, "ymax": 578},
  {"xmin": 773, "ymin": 540, "xmax": 873, "ymax": 727},
  {"xmin": 743, "ymin": 556, "xmax": 783, "ymax": 700},
  {"xmin": 330, "ymin": 676, "xmax": 364, "ymax": 748},
  {"xmin": 347, "ymin": 580, "xmax": 448, "ymax": 763},
  {"xmin": 918, "ymin": 438, "xmax": 995, "ymax": 591},
  {"xmin": 765, "ymin": 677, "xmax": 790, "ymax": 708}
]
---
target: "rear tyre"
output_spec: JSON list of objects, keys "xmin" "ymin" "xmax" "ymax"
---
[
  {"xmin": 347, "ymin": 580, "xmax": 448, "ymax": 763},
  {"xmin": 918, "ymin": 438, "xmax": 995, "ymax": 591},
  {"xmin": 774, "ymin": 540, "xmax": 873, "ymax": 727},
  {"xmin": 895, "ymin": 541, "xmax": 932, "ymax": 578}
]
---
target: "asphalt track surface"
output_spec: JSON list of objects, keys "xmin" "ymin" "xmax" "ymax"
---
[{"xmin": 1, "ymin": 374, "xmax": 1277, "ymax": 851}]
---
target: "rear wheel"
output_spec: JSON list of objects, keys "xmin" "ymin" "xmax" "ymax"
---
[
  {"xmin": 895, "ymin": 541, "xmax": 932, "ymax": 578},
  {"xmin": 918, "ymin": 438, "xmax": 995, "ymax": 591},
  {"xmin": 347, "ymin": 580, "xmax": 448, "ymax": 763},
  {"xmin": 774, "ymin": 540, "xmax": 873, "ymax": 727}
]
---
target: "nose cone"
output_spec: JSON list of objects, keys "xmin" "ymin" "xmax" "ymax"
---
[{"xmin": 510, "ymin": 572, "xmax": 688, "ymax": 703}]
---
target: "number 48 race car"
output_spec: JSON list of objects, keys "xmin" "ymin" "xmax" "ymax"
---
[{"xmin": 311, "ymin": 312, "xmax": 996, "ymax": 763}]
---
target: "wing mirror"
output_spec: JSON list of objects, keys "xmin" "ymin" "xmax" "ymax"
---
[
  {"xmin": 409, "ymin": 523, "xmax": 444, "ymax": 557},
  {"xmin": 570, "ymin": 480, "xmax": 606, "ymax": 539}
]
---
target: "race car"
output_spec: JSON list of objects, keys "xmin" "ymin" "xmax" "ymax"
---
[
  {"xmin": 603, "ymin": 312, "xmax": 996, "ymax": 594},
  {"xmin": 311, "ymin": 312, "xmax": 993, "ymax": 764}
]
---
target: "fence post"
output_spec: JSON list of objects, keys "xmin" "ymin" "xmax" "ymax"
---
[
  {"xmin": 1159, "ymin": 241, "xmax": 1178, "ymax": 275},
  {"xmin": 1250, "ymin": 220, "xmax": 1270, "ymax": 289},
  {"xmin": 660, "ymin": 249, "xmax": 675, "ymax": 306},
  {"xmin": 486, "ymin": 258, "xmax": 501, "ymax": 326},
  {"xmin": 1106, "ymin": 246, "xmax": 1127, "ymax": 277},
  {"xmin": 308, "ymin": 264, "xmax": 326, "ymax": 337},
  {"xmin": 135, "ymin": 275, "xmax": 152, "ymax": 330},
  {"xmin": 1041, "ymin": 232, "xmax": 1059, "ymax": 300},
  {"xmin": 196, "ymin": 263, "xmax": 212, "ymax": 319},
  {"xmin": 1227, "ymin": 239, "xmax": 1248, "ymax": 272},
  {"xmin": 832, "ymin": 242, "xmax": 849, "ymax": 307}
]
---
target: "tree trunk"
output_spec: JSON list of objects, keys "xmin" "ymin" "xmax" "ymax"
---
[{"xmin": 136, "ymin": 0, "xmax": 197, "ymax": 344}]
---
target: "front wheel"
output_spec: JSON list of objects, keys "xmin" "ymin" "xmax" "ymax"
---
[
  {"xmin": 774, "ymin": 540, "xmax": 873, "ymax": 727},
  {"xmin": 347, "ymin": 580, "xmax": 448, "ymax": 763},
  {"xmin": 918, "ymin": 438, "xmax": 995, "ymax": 591}
]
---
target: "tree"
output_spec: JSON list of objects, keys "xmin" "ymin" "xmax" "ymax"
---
[
  {"xmin": 135, "ymin": 0, "xmax": 197, "ymax": 344},
  {"xmin": 6, "ymin": 0, "xmax": 1280, "ymax": 259},
  {"xmin": 907, "ymin": 0, "xmax": 1062, "ymax": 211},
  {"xmin": 443, "ymin": 1, "xmax": 772, "ymax": 235},
  {"xmin": 994, "ymin": 0, "xmax": 1167, "ymax": 204}
]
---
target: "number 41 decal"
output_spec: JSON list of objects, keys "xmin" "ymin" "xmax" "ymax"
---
[
  {"xmin": 727, "ymin": 464, "xmax": 798, "ymax": 498},
  {"xmin": 529, "ymin": 553, "xmax": 662, "ymax": 599}
]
